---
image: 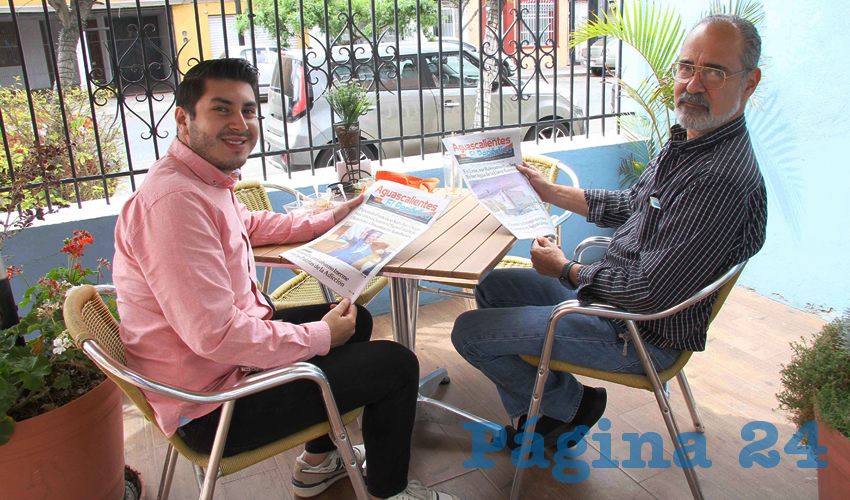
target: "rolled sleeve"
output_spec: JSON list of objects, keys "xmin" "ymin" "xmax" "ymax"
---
[
  {"xmin": 584, "ymin": 189, "xmax": 608, "ymax": 225},
  {"xmin": 585, "ymin": 188, "xmax": 635, "ymax": 228}
]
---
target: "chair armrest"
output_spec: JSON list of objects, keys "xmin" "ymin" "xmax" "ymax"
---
[
  {"xmin": 82, "ymin": 340, "xmax": 334, "ymax": 406},
  {"xmin": 549, "ymin": 261, "xmax": 745, "ymax": 325},
  {"xmin": 572, "ymin": 236, "xmax": 611, "ymax": 263},
  {"xmin": 549, "ymin": 162, "xmax": 580, "ymax": 242},
  {"xmin": 94, "ymin": 284, "xmax": 116, "ymax": 296},
  {"xmin": 261, "ymin": 182, "xmax": 308, "ymax": 201}
]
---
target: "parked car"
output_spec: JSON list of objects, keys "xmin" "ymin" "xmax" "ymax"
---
[
  {"xmin": 440, "ymin": 36, "xmax": 518, "ymax": 77},
  {"xmin": 263, "ymin": 42, "xmax": 585, "ymax": 172},
  {"xmin": 580, "ymin": 37, "xmax": 619, "ymax": 76},
  {"xmin": 231, "ymin": 46, "xmax": 279, "ymax": 99}
]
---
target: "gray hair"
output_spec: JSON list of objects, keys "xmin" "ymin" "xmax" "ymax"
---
[{"xmin": 694, "ymin": 14, "xmax": 761, "ymax": 71}]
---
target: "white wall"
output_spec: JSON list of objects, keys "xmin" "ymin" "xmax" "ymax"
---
[{"xmin": 618, "ymin": 1, "xmax": 850, "ymax": 317}]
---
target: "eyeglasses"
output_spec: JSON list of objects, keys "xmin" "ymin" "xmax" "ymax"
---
[{"xmin": 671, "ymin": 62, "xmax": 748, "ymax": 90}]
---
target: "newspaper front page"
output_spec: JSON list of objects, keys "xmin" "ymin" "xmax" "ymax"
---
[
  {"xmin": 282, "ymin": 181, "xmax": 450, "ymax": 300},
  {"xmin": 442, "ymin": 129, "xmax": 555, "ymax": 240}
]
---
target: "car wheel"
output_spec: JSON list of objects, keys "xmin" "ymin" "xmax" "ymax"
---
[
  {"xmin": 591, "ymin": 67, "xmax": 603, "ymax": 77},
  {"xmin": 524, "ymin": 123, "xmax": 570, "ymax": 142},
  {"xmin": 314, "ymin": 144, "xmax": 379, "ymax": 171}
]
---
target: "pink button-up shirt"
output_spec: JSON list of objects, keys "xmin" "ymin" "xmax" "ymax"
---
[{"xmin": 113, "ymin": 139, "xmax": 336, "ymax": 437}]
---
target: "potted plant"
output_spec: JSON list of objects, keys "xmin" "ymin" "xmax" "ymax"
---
[
  {"xmin": 0, "ymin": 231, "xmax": 126, "ymax": 499},
  {"xmin": 326, "ymin": 79, "xmax": 372, "ymax": 176},
  {"xmin": 777, "ymin": 312, "xmax": 850, "ymax": 499}
]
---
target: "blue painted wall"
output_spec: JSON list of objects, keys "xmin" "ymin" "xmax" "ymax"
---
[
  {"xmin": 2, "ymin": 142, "xmax": 630, "ymax": 317},
  {"xmin": 641, "ymin": 0, "xmax": 850, "ymax": 316}
]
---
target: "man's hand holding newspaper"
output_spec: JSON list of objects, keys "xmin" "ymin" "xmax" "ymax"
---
[
  {"xmin": 283, "ymin": 181, "xmax": 450, "ymax": 301},
  {"xmin": 442, "ymin": 130, "xmax": 557, "ymax": 240},
  {"xmin": 323, "ymin": 297, "xmax": 357, "ymax": 347}
]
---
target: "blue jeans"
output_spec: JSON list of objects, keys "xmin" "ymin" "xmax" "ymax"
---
[{"xmin": 451, "ymin": 268, "xmax": 682, "ymax": 422}]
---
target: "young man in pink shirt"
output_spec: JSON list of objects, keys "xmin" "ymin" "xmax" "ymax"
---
[{"xmin": 113, "ymin": 58, "xmax": 455, "ymax": 500}]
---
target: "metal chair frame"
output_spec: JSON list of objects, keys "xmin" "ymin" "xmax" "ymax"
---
[
  {"xmin": 67, "ymin": 285, "xmax": 369, "ymax": 500},
  {"xmin": 509, "ymin": 238, "xmax": 747, "ymax": 500}
]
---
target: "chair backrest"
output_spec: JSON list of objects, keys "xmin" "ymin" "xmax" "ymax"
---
[
  {"xmin": 234, "ymin": 179, "xmax": 274, "ymax": 212},
  {"xmin": 522, "ymin": 154, "xmax": 562, "ymax": 216},
  {"xmin": 522, "ymin": 154, "xmax": 561, "ymax": 185},
  {"xmin": 708, "ymin": 262, "xmax": 746, "ymax": 324},
  {"xmin": 64, "ymin": 285, "xmax": 162, "ymax": 433}
]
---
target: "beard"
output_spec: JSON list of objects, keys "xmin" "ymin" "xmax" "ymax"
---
[
  {"xmin": 185, "ymin": 126, "xmax": 254, "ymax": 172},
  {"xmin": 675, "ymin": 84, "xmax": 745, "ymax": 132}
]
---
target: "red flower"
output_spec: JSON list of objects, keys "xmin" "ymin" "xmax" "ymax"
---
[
  {"xmin": 61, "ymin": 230, "xmax": 94, "ymax": 259},
  {"xmin": 5, "ymin": 266, "xmax": 22, "ymax": 281}
]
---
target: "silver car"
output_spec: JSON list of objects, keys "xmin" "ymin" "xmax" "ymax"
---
[
  {"xmin": 580, "ymin": 37, "xmax": 619, "ymax": 77},
  {"xmin": 263, "ymin": 42, "xmax": 585, "ymax": 171}
]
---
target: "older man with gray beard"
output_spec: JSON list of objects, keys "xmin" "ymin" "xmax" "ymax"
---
[{"xmin": 450, "ymin": 13, "xmax": 768, "ymax": 450}]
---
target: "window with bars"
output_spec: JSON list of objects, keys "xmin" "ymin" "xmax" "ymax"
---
[
  {"xmin": 518, "ymin": 0, "xmax": 555, "ymax": 47},
  {"xmin": 0, "ymin": 23, "xmax": 21, "ymax": 67}
]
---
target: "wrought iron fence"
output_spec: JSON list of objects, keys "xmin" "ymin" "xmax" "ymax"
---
[{"xmin": 0, "ymin": 0, "xmax": 623, "ymax": 208}]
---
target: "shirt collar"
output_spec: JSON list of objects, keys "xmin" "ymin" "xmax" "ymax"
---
[
  {"xmin": 669, "ymin": 114, "xmax": 747, "ymax": 154},
  {"xmin": 168, "ymin": 139, "xmax": 239, "ymax": 189}
]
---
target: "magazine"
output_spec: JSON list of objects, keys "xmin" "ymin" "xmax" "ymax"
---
[
  {"xmin": 282, "ymin": 180, "xmax": 450, "ymax": 300},
  {"xmin": 442, "ymin": 129, "xmax": 556, "ymax": 240}
]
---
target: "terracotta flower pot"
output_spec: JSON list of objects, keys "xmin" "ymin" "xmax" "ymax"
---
[
  {"xmin": 817, "ymin": 420, "xmax": 850, "ymax": 500},
  {"xmin": 0, "ymin": 379, "xmax": 125, "ymax": 500}
]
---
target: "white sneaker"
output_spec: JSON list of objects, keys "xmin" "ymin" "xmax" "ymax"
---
[
  {"xmin": 384, "ymin": 480, "xmax": 459, "ymax": 500},
  {"xmin": 292, "ymin": 444, "xmax": 366, "ymax": 497}
]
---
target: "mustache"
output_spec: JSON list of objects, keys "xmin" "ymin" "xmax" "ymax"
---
[
  {"xmin": 218, "ymin": 131, "xmax": 253, "ymax": 140},
  {"xmin": 677, "ymin": 91, "xmax": 710, "ymax": 109}
]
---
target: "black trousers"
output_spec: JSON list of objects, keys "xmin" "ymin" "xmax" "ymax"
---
[{"xmin": 178, "ymin": 303, "xmax": 419, "ymax": 498}]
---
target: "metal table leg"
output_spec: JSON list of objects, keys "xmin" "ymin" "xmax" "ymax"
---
[{"xmin": 389, "ymin": 277, "xmax": 488, "ymax": 427}]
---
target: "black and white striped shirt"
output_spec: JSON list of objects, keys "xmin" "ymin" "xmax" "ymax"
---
[{"xmin": 576, "ymin": 115, "xmax": 767, "ymax": 351}]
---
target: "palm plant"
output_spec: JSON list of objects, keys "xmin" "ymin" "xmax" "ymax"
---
[{"xmin": 571, "ymin": 0, "xmax": 764, "ymax": 187}]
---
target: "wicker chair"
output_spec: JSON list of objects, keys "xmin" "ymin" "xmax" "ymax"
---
[
  {"xmin": 63, "ymin": 285, "xmax": 367, "ymax": 500},
  {"xmin": 233, "ymin": 179, "xmax": 389, "ymax": 308},
  {"xmin": 509, "ymin": 236, "xmax": 746, "ymax": 500}
]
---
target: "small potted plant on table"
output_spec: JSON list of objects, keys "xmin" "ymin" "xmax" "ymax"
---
[{"xmin": 326, "ymin": 79, "xmax": 372, "ymax": 182}]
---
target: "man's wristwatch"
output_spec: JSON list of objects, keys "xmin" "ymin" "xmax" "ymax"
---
[{"xmin": 559, "ymin": 259, "xmax": 578, "ymax": 287}]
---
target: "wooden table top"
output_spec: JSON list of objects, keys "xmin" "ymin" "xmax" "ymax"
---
[{"xmin": 253, "ymin": 189, "xmax": 516, "ymax": 283}]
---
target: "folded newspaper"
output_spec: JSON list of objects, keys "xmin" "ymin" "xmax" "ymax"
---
[
  {"xmin": 442, "ymin": 129, "xmax": 556, "ymax": 240},
  {"xmin": 282, "ymin": 180, "xmax": 450, "ymax": 300}
]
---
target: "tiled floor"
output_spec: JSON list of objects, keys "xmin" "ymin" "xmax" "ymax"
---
[{"xmin": 123, "ymin": 287, "xmax": 825, "ymax": 499}]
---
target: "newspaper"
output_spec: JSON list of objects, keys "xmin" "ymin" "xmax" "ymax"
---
[
  {"xmin": 442, "ymin": 129, "xmax": 556, "ymax": 240},
  {"xmin": 282, "ymin": 180, "xmax": 450, "ymax": 300}
]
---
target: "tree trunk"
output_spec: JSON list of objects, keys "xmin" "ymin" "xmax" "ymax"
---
[
  {"xmin": 46, "ymin": 0, "xmax": 96, "ymax": 93},
  {"xmin": 473, "ymin": 0, "xmax": 502, "ymax": 129},
  {"xmin": 55, "ymin": 25, "xmax": 81, "ymax": 91}
]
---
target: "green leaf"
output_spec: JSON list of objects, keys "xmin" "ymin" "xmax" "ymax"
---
[
  {"xmin": 0, "ymin": 377, "xmax": 18, "ymax": 415},
  {"xmin": 0, "ymin": 416, "xmax": 14, "ymax": 447},
  {"xmin": 12, "ymin": 355, "xmax": 51, "ymax": 392},
  {"xmin": 52, "ymin": 373, "xmax": 71, "ymax": 390}
]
